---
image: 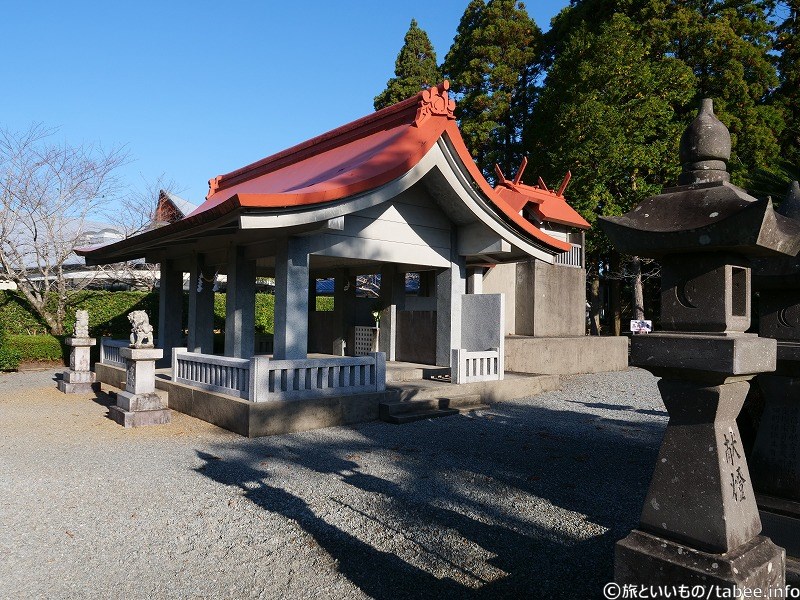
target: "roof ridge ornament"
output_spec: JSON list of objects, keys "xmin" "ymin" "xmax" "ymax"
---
[
  {"xmin": 207, "ymin": 175, "xmax": 222, "ymax": 199},
  {"xmin": 678, "ymin": 98, "xmax": 732, "ymax": 185},
  {"xmin": 413, "ymin": 81, "xmax": 456, "ymax": 127}
]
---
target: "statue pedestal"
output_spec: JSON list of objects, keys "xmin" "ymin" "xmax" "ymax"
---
[
  {"xmin": 617, "ymin": 530, "xmax": 784, "ymax": 592},
  {"xmin": 109, "ymin": 347, "xmax": 170, "ymax": 428},
  {"xmin": 57, "ymin": 337, "xmax": 99, "ymax": 394}
]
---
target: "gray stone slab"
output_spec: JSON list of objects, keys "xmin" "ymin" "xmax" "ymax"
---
[
  {"xmin": 63, "ymin": 370, "xmax": 96, "ymax": 384},
  {"xmin": 69, "ymin": 345, "xmax": 92, "ymax": 372},
  {"xmin": 116, "ymin": 391, "xmax": 164, "ymax": 412},
  {"xmin": 57, "ymin": 380, "xmax": 100, "ymax": 394},
  {"xmin": 64, "ymin": 337, "xmax": 96, "ymax": 347},
  {"xmin": 119, "ymin": 347, "xmax": 164, "ymax": 361},
  {"xmin": 109, "ymin": 405, "xmax": 171, "ymax": 428},
  {"xmin": 461, "ymin": 293, "xmax": 503, "ymax": 351},
  {"xmin": 631, "ymin": 333, "xmax": 776, "ymax": 378}
]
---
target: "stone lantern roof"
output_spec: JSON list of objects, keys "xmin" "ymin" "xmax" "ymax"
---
[{"xmin": 600, "ymin": 100, "xmax": 800, "ymax": 259}]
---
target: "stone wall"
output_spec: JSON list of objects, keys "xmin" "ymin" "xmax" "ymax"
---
[
  {"xmin": 482, "ymin": 260, "xmax": 586, "ymax": 337},
  {"xmin": 461, "ymin": 294, "xmax": 503, "ymax": 351},
  {"xmin": 482, "ymin": 263, "xmax": 516, "ymax": 335}
]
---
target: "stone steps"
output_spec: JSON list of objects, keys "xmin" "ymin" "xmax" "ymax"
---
[{"xmin": 379, "ymin": 393, "xmax": 487, "ymax": 424}]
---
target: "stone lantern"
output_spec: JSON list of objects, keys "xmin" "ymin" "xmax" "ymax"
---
[
  {"xmin": 599, "ymin": 99, "xmax": 800, "ymax": 591},
  {"xmin": 749, "ymin": 180, "xmax": 800, "ymax": 582}
]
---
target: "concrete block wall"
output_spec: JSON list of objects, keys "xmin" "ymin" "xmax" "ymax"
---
[{"xmin": 482, "ymin": 260, "xmax": 586, "ymax": 337}]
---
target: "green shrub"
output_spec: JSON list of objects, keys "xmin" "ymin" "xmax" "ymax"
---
[
  {"xmin": 0, "ymin": 290, "xmax": 160, "ymax": 337},
  {"xmin": 316, "ymin": 296, "xmax": 334, "ymax": 311},
  {"xmin": 0, "ymin": 289, "xmax": 285, "ymax": 340},
  {"xmin": 7, "ymin": 334, "xmax": 65, "ymax": 363},
  {"xmin": 0, "ymin": 327, "xmax": 21, "ymax": 371}
]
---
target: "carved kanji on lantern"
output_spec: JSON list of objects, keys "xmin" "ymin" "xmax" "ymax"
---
[{"xmin": 413, "ymin": 81, "xmax": 456, "ymax": 127}]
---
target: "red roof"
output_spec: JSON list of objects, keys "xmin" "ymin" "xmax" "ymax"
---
[
  {"xmin": 79, "ymin": 82, "xmax": 577, "ymax": 260},
  {"xmin": 493, "ymin": 160, "xmax": 590, "ymax": 230}
]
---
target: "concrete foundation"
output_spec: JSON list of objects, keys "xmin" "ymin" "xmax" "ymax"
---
[
  {"xmin": 95, "ymin": 360, "xmax": 560, "ymax": 437},
  {"xmin": 97, "ymin": 362, "xmax": 389, "ymax": 437},
  {"xmin": 504, "ymin": 335, "xmax": 628, "ymax": 375}
]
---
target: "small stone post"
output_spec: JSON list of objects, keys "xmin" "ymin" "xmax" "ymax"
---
[
  {"xmin": 749, "ymin": 181, "xmax": 800, "ymax": 582},
  {"xmin": 109, "ymin": 310, "xmax": 170, "ymax": 428},
  {"xmin": 58, "ymin": 310, "xmax": 99, "ymax": 394},
  {"xmin": 599, "ymin": 99, "xmax": 800, "ymax": 592}
]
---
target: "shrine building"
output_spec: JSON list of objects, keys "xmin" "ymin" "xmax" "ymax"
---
[{"xmin": 80, "ymin": 82, "xmax": 592, "ymax": 435}]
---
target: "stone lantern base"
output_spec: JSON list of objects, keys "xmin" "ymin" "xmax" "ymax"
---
[
  {"xmin": 617, "ymin": 530, "xmax": 785, "ymax": 592},
  {"xmin": 109, "ymin": 347, "xmax": 170, "ymax": 428},
  {"xmin": 57, "ymin": 337, "xmax": 100, "ymax": 394}
]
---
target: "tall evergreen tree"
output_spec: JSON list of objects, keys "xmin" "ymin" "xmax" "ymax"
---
[
  {"xmin": 775, "ymin": 0, "xmax": 800, "ymax": 168},
  {"xmin": 374, "ymin": 19, "xmax": 442, "ymax": 111},
  {"xmin": 442, "ymin": 0, "xmax": 540, "ymax": 178},
  {"xmin": 644, "ymin": 0, "xmax": 783, "ymax": 184}
]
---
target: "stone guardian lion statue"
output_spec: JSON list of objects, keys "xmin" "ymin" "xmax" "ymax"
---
[{"xmin": 128, "ymin": 311, "xmax": 154, "ymax": 348}]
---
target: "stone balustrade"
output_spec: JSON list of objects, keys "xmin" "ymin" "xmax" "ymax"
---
[
  {"xmin": 451, "ymin": 348, "xmax": 503, "ymax": 384},
  {"xmin": 172, "ymin": 350, "xmax": 252, "ymax": 399},
  {"xmin": 99, "ymin": 338, "xmax": 128, "ymax": 368},
  {"xmin": 170, "ymin": 349, "xmax": 386, "ymax": 402}
]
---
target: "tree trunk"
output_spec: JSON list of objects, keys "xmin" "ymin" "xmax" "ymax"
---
[
  {"xmin": 588, "ymin": 256, "xmax": 602, "ymax": 336},
  {"xmin": 610, "ymin": 251, "xmax": 622, "ymax": 336},
  {"xmin": 632, "ymin": 256, "xmax": 645, "ymax": 320}
]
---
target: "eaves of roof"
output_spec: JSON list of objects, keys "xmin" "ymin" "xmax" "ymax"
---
[{"xmin": 78, "ymin": 82, "xmax": 575, "ymax": 261}]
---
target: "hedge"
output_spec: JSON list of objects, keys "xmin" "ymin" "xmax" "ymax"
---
[
  {"xmin": 7, "ymin": 334, "xmax": 64, "ymax": 363},
  {"xmin": 0, "ymin": 290, "xmax": 335, "ymax": 339},
  {"xmin": 0, "ymin": 290, "xmax": 159, "ymax": 337},
  {"xmin": 0, "ymin": 327, "xmax": 22, "ymax": 371}
]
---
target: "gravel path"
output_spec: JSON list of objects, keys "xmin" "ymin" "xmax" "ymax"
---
[{"xmin": 0, "ymin": 367, "xmax": 666, "ymax": 599}]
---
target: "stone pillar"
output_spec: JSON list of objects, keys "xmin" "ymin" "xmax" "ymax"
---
[
  {"xmin": 467, "ymin": 267, "xmax": 485, "ymax": 294},
  {"xmin": 332, "ymin": 269, "xmax": 350, "ymax": 356},
  {"xmin": 273, "ymin": 236, "xmax": 310, "ymax": 360},
  {"xmin": 58, "ymin": 310, "xmax": 98, "ymax": 394},
  {"xmin": 379, "ymin": 265, "xmax": 405, "ymax": 362},
  {"xmin": 224, "ymin": 245, "xmax": 256, "ymax": 359},
  {"xmin": 436, "ymin": 238, "xmax": 466, "ymax": 367},
  {"xmin": 157, "ymin": 259, "xmax": 184, "ymax": 365},
  {"xmin": 187, "ymin": 253, "xmax": 215, "ymax": 354}
]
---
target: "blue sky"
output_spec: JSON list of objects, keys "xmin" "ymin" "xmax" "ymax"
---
[{"xmin": 1, "ymin": 1, "xmax": 567, "ymax": 207}]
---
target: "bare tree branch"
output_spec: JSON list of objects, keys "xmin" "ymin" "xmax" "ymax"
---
[{"xmin": 0, "ymin": 124, "xmax": 128, "ymax": 334}]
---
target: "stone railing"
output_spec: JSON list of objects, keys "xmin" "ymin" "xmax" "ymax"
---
[
  {"xmin": 554, "ymin": 243, "xmax": 583, "ymax": 268},
  {"xmin": 172, "ymin": 349, "xmax": 251, "ymax": 400},
  {"xmin": 171, "ymin": 348, "xmax": 386, "ymax": 402},
  {"xmin": 451, "ymin": 348, "xmax": 503, "ymax": 384},
  {"xmin": 100, "ymin": 338, "xmax": 128, "ymax": 367}
]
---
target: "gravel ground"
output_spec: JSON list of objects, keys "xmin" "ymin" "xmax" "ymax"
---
[{"xmin": 0, "ymin": 367, "xmax": 666, "ymax": 600}]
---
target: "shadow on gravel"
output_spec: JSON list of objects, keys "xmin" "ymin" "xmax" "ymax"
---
[
  {"xmin": 567, "ymin": 400, "xmax": 668, "ymax": 418},
  {"xmin": 193, "ymin": 401, "xmax": 666, "ymax": 599}
]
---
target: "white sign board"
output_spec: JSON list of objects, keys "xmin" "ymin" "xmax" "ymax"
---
[{"xmin": 630, "ymin": 320, "xmax": 653, "ymax": 334}]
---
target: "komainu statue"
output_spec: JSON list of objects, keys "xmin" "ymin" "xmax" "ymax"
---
[
  {"xmin": 73, "ymin": 310, "xmax": 89, "ymax": 338},
  {"xmin": 128, "ymin": 311, "xmax": 154, "ymax": 348}
]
